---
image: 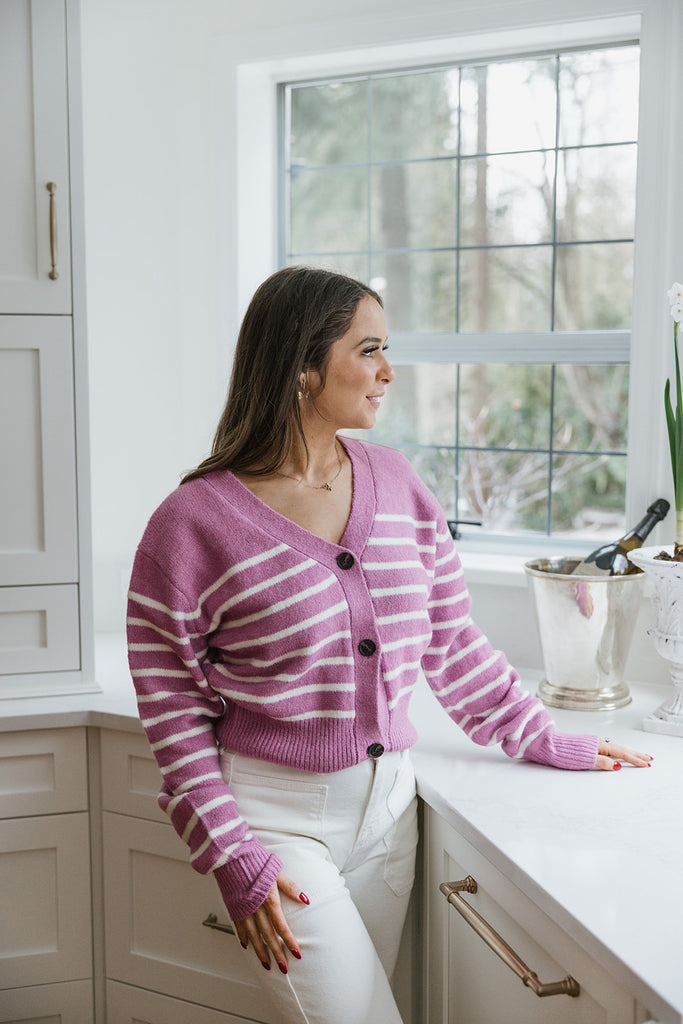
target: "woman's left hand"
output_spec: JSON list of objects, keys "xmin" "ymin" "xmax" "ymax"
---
[{"xmin": 595, "ymin": 739, "xmax": 653, "ymax": 771}]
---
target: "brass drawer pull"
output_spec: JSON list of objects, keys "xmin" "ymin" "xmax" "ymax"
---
[
  {"xmin": 202, "ymin": 913, "xmax": 236, "ymax": 936},
  {"xmin": 47, "ymin": 182, "xmax": 59, "ymax": 280},
  {"xmin": 440, "ymin": 877, "xmax": 580, "ymax": 998}
]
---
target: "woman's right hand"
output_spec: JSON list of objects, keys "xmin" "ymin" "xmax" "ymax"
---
[{"xmin": 233, "ymin": 871, "xmax": 310, "ymax": 975}]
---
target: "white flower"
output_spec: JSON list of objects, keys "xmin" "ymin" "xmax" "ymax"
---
[
  {"xmin": 672, "ymin": 299, "xmax": 683, "ymax": 324},
  {"xmin": 668, "ymin": 282, "xmax": 683, "ymax": 305}
]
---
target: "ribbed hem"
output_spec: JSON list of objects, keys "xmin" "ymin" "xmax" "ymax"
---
[
  {"xmin": 213, "ymin": 844, "xmax": 283, "ymax": 921},
  {"xmin": 529, "ymin": 730, "xmax": 600, "ymax": 770},
  {"xmin": 215, "ymin": 705, "xmax": 418, "ymax": 773}
]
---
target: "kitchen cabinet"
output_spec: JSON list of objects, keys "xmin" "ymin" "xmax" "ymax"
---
[
  {"xmin": 99, "ymin": 729, "xmax": 276, "ymax": 1024},
  {"xmin": 0, "ymin": 0, "xmax": 93, "ymax": 698},
  {"xmin": 0, "ymin": 728, "xmax": 92, "ymax": 1014},
  {"xmin": 422, "ymin": 804, "xmax": 654, "ymax": 1024}
]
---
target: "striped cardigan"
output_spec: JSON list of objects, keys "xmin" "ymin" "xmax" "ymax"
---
[{"xmin": 127, "ymin": 437, "xmax": 599, "ymax": 920}]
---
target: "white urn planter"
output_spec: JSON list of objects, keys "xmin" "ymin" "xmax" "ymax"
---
[{"xmin": 628, "ymin": 545, "xmax": 683, "ymax": 736}]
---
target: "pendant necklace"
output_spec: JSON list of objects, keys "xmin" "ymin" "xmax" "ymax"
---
[{"xmin": 276, "ymin": 443, "xmax": 344, "ymax": 492}]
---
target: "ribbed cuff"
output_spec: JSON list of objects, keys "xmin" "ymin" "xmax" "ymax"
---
[
  {"xmin": 212, "ymin": 843, "xmax": 283, "ymax": 922},
  {"xmin": 529, "ymin": 730, "xmax": 600, "ymax": 770}
]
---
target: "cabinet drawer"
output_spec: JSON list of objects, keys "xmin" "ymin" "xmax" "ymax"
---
[
  {"xmin": 424, "ymin": 807, "xmax": 641, "ymax": 1024},
  {"xmin": 106, "ymin": 979, "xmax": 266, "ymax": 1024},
  {"xmin": 0, "ymin": 585, "xmax": 80, "ymax": 688},
  {"xmin": 0, "ymin": 980, "xmax": 93, "ymax": 1022},
  {"xmin": 102, "ymin": 812, "xmax": 275, "ymax": 1022},
  {"xmin": 0, "ymin": 813, "xmax": 92, "ymax": 989},
  {"xmin": 100, "ymin": 728, "xmax": 166, "ymax": 822},
  {"xmin": 0, "ymin": 727, "xmax": 87, "ymax": 817}
]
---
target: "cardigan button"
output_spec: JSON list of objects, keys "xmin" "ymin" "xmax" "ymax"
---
[
  {"xmin": 336, "ymin": 552, "xmax": 355, "ymax": 570},
  {"xmin": 367, "ymin": 743, "xmax": 385, "ymax": 759},
  {"xmin": 358, "ymin": 639, "xmax": 376, "ymax": 657}
]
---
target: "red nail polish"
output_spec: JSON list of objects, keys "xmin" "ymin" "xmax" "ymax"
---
[
  {"xmin": 262, "ymin": 961, "xmax": 271, "ymax": 971},
  {"xmin": 292, "ymin": 949, "xmax": 302, "ymax": 959},
  {"xmin": 278, "ymin": 962, "xmax": 288, "ymax": 975},
  {"xmin": 613, "ymin": 761, "xmax": 622, "ymax": 771},
  {"xmin": 299, "ymin": 892, "xmax": 310, "ymax": 905}
]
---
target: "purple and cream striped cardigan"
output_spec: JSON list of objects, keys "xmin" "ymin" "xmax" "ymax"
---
[{"xmin": 127, "ymin": 437, "xmax": 599, "ymax": 920}]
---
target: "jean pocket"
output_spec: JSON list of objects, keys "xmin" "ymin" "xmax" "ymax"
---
[{"xmin": 223, "ymin": 761, "xmax": 328, "ymax": 842}]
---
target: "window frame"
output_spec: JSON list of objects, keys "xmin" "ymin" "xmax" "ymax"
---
[{"xmin": 214, "ymin": 0, "xmax": 683, "ymax": 572}]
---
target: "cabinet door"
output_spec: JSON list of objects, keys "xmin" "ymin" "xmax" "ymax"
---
[
  {"xmin": 0, "ymin": 0, "xmax": 72, "ymax": 313},
  {"xmin": 102, "ymin": 813, "xmax": 276, "ymax": 1023},
  {"xmin": 0, "ymin": 316, "xmax": 78, "ymax": 586},
  {"xmin": 0, "ymin": 812, "xmax": 92, "ymax": 989},
  {"xmin": 0, "ymin": 727, "xmax": 87, "ymax": 818},
  {"xmin": 424, "ymin": 807, "xmax": 637, "ymax": 1024}
]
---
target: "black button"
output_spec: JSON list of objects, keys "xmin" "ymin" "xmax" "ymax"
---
[
  {"xmin": 367, "ymin": 743, "xmax": 385, "ymax": 758},
  {"xmin": 358, "ymin": 639, "xmax": 376, "ymax": 657},
  {"xmin": 336, "ymin": 552, "xmax": 355, "ymax": 570}
]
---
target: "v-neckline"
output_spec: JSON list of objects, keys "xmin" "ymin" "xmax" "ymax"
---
[{"xmin": 210, "ymin": 436, "xmax": 376, "ymax": 558}]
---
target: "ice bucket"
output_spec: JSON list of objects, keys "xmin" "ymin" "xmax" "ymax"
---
[{"xmin": 523, "ymin": 557, "xmax": 645, "ymax": 711}]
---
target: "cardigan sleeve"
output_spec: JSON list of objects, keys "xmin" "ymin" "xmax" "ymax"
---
[
  {"xmin": 420, "ymin": 516, "xmax": 599, "ymax": 770},
  {"xmin": 127, "ymin": 546, "xmax": 283, "ymax": 920}
]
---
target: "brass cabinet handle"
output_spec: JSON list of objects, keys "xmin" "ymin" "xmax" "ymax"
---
[
  {"xmin": 202, "ymin": 912, "xmax": 236, "ymax": 936},
  {"xmin": 47, "ymin": 182, "xmax": 58, "ymax": 280},
  {"xmin": 440, "ymin": 877, "xmax": 580, "ymax": 998}
]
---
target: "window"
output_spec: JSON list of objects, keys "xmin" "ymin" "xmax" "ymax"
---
[{"xmin": 280, "ymin": 45, "xmax": 639, "ymax": 541}]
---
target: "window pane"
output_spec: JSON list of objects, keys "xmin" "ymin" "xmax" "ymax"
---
[
  {"xmin": 559, "ymin": 47, "xmax": 639, "ymax": 147},
  {"xmin": 368, "ymin": 364, "xmax": 457, "ymax": 446},
  {"xmin": 553, "ymin": 365, "xmax": 629, "ymax": 452},
  {"xmin": 290, "ymin": 167, "xmax": 367, "ymax": 253},
  {"xmin": 460, "ymin": 58, "xmax": 557, "ymax": 155},
  {"xmin": 459, "ymin": 449, "xmax": 550, "ymax": 533},
  {"xmin": 458, "ymin": 365, "xmax": 551, "ymax": 449},
  {"xmin": 371, "ymin": 161, "xmax": 457, "ymax": 250},
  {"xmin": 460, "ymin": 152, "xmax": 555, "ymax": 246},
  {"xmin": 554, "ymin": 242, "xmax": 633, "ymax": 330},
  {"xmin": 372, "ymin": 251, "xmax": 455, "ymax": 331},
  {"xmin": 551, "ymin": 453, "xmax": 627, "ymax": 534},
  {"xmin": 287, "ymin": 253, "xmax": 370, "ymax": 281},
  {"xmin": 556, "ymin": 144, "xmax": 636, "ymax": 242},
  {"xmin": 371, "ymin": 70, "xmax": 457, "ymax": 161},
  {"xmin": 290, "ymin": 81, "xmax": 367, "ymax": 165},
  {"xmin": 459, "ymin": 246, "xmax": 552, "ymax": 331}
]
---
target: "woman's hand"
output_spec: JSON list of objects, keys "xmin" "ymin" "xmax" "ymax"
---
[
  {"xmin": 233, "ymin": 871, "xmax": 310, "ymax": 975},
  {"xmin": 595, "ymin": 738, "xmax": 653, "ymax": 771}
]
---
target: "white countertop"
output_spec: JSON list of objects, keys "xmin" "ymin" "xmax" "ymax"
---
[
  {"xmin": 410, "ymin": 674, "xmax": 683, "ymax": 1024},
  {"xmin": 2, "ymin": 634, "xmax": 681, "ymax": 1021}
]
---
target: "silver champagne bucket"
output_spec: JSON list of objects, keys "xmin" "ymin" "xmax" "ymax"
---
[{"xmin": 523, "ymin": 557, "xmax": 645, "ymax": 711}]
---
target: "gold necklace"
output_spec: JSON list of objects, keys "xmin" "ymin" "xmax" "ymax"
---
[{"xmin": 276, "ymin": 444, "xmax": 344, "ymax": 492}]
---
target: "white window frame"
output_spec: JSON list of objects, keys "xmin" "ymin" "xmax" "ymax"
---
[{"xmin": 213, "ymin": 0, "xmax": 683, "ymax": 577}]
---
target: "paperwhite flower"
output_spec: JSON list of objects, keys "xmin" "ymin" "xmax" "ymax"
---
[
  {"xmin": 672, "ymin": 300, "xmax": 683, "ymax": 324},
  {"xmin": 668, "ymin": 282, "xmax": 683, "ymax": 305}
]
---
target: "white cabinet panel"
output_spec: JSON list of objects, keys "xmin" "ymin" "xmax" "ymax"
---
[
  {"xmin": 0, "ymin": 980, "xmax": 93, "ymax": 1022},
  {"xmin": 424, "ymin": 807, "xmax": 640, "ymax": 1024},
  {"xmin": 102, "ymin": 813, "xmax": 275, "ymax": 1023},
  {"xmin": 0, "ymin": 316, "xmax": 78, "ymax": 586},
  {"xmin": 0, "ymin": 0, "xmax": 72, "ymax": 313},
  {"xmin": 0, "ymin": 812, "xmax": 92, "ymax": 990},
  {"xmin": 106, "ymin": 980, "xmax": 264, "ymax": 1024},
  {"xmin": 0, "ymin": 727, "xmax": 87, "ymax": 818},
  {"xmin": 0, "ymin": 585, "xmax": 80, "ymax": 687},
  {"xmin": 100, "ymin": 728, "xmax": 167, "ymax": 823}
]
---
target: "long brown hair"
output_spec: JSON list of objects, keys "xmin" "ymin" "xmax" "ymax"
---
[{"xmin": 182, "ymin": 266, "xmax": 382, "ymax": 483}]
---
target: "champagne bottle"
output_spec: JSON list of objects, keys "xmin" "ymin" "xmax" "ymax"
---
[{"xmin": 571, "ymin": 498, "xmax": 670, "ymax": 576}]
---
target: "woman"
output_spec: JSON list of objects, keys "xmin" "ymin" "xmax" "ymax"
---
[{"xmin": 127, "ymin": 266, "xmax": 651, "ymax": 1024}]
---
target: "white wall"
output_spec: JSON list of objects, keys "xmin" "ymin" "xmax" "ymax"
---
[{"xmin": 80, "ymin": 0, "xmax": 679, "ymax": 692}]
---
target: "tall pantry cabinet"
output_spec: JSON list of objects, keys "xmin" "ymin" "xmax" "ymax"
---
[{"xmin": 0, "ymin": 0, "xmax": 94, "ymax": 697}]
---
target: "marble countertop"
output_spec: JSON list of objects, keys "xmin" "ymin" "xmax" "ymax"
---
[{"xmin": 1, "ymin": 634, "xmax": 681, "ymax": 1021}]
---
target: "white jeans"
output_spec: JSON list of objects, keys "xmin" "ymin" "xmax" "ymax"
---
[{"xmin": 218, "ymin": 748, "xmax": 418, "ymax": 1024}]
